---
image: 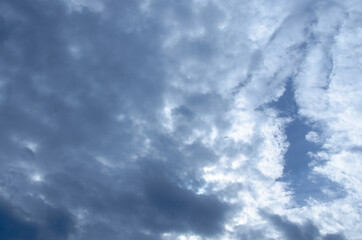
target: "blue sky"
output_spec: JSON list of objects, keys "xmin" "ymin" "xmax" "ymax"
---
[{"xmin": 0, "ymin": 0, "xmax": 361, "ymax": 239}]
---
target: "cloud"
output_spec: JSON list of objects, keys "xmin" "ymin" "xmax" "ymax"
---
[
  {"xmin": 0, "ymin": 0, "xmax": 361, "ymax": 239},
  {"xmin": 0, "ymin": 196, "xmax": 74, "ymax": 240},
  {"xmin": 0, "ymin": 197, "xmax": 39, "ymax": 240},
  {"xmin": 142, "ymin": 167, "xmax": 229, "ymax": 236},
  {"xmin": 263, "ymin": 211, "xmax": 347, "ymax": 240}
]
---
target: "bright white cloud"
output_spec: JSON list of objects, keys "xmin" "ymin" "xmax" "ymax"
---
[{"xmin": 155, "ymin": 0, "xmax": 362, "ymax": 239}]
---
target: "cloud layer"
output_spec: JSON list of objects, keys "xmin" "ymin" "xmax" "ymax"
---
[{"xmin": 0, "ymin": 0, "xmax": 361, "ymax": 239}]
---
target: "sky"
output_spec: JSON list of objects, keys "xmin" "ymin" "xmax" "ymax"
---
[{"xmin": 0, "ymin": 0, "xmax": 361, "ymax": 239}]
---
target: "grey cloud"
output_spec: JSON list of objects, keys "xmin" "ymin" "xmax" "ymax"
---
[
  {"xmin": 0, "ymin": 196, "xmax": 74, "ymax": 240},
  {"xmin": 142, "ymin": 168, "xmax": 228, "ymax": 236},
  {"xmin": 0, "ymin": 197, "xmax": 39, "ymax": 240},
  {"xmin": 0, "ymin": 0, "xmax": 231, "ymax": 239},
  {"xmin": 1, "ymin": 0, "xmax": 360, "ymax": 239},
  {"xmin": 232, "ymin": 225, "xmax": 270, "ymax": 240},
  {"xmin": 262, "ymin": 211, "xmax": 347, "ymax": 240}
]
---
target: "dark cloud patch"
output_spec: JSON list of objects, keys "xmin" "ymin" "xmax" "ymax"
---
[
  {"xmin": 36, "ymin": 159, "xmax": 229, "ymax": 238},
  {"xmin": 142, "ymin": 165, "xmax": 228, "ymax": 236},
  {"xmin": 0, "ymin": 198, "xmax": 39, "ymax": 240},
  {"xmin": 0, "ymin": 197, "xmax": 75, "ymax": 240},
  {"xmin": 262, "ymin": 211, "xmax": 347, "ymax": 240},
  {"xmin": 172, "ymin": 105, "xmax": 195, "ymax": 120},
  {"xmin": 323, "ymin": 233, "xmax": 348, "ymax": 240},
  {"xmin": 44, "ymin": 206, "xmax": 75, "ymax": 238}
]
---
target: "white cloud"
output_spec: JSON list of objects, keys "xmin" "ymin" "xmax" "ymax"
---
[
  {"xmin": 287, "ymin": 1, "xmax": 362, "ymax": 239},
  {"xmin": 305, "ymin": 131, "xmax": 322, "ymax": 144},
  {"xmin": 156, "ymin": 0, "xmax": 362, "ymax": 238}
]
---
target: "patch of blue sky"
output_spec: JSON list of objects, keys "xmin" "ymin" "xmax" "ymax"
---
[{"xmin": 271, "ymin": 79, "xmax": 345, "ymax": 205}]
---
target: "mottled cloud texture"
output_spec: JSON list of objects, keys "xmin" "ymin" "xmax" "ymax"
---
[{"xmin": 0, "ymin": 0, "xmax": 361, "ymax": 239}]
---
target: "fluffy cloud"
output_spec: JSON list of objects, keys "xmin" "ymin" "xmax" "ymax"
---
[{"xmin": 0, "ymin": 0, "xmax": 361, "ymax": 239}]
